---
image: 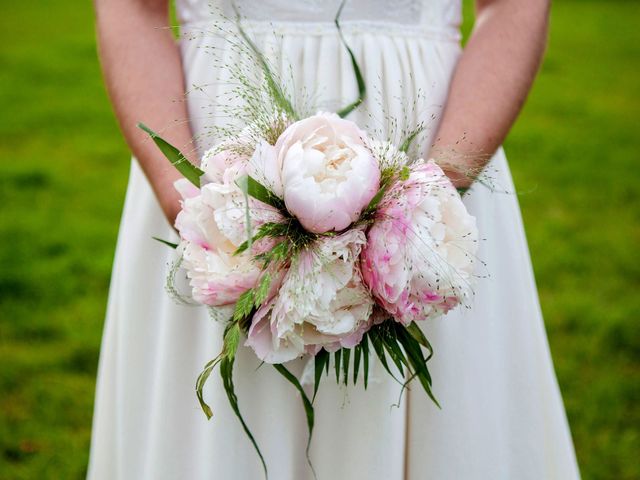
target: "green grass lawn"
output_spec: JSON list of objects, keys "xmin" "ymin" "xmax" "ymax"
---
[{"xmin": 0, "ymin": 1, "xmax": 638, "ymax": 478}]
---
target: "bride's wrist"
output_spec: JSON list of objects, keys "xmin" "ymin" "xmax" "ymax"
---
[
  {"xmin": 441, "ymin": 165, "xmax": 473, "ymax": 189},
  {"xmin": 428, "ymin": 153, "xmax": 474, "ymax": 189},
  {"xmin": 427, "ymin": 146, "xmax": 482, "ymax": 191}
]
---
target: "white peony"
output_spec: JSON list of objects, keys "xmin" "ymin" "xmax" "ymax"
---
[
  {"xmin": 174, "ymin": 144, "xmax": 281, "ymax": 306},
  {"xmin": 245, "ymin": 229, "xmax": 375, "ymax": 363},
  {"xmin": 274, "ymin": 112, "xmax": 380, "ymax": 233}
]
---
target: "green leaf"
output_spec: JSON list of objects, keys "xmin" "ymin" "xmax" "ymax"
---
[
  {"xmin": 395, "ymin": 324, "xmax": 430, "ymax": 383},
  {"xmin": 223, "ymin": 321, "xmax": 241, "ymax": 357},
  {"xmin": 233, "ymin": 289, "xmax": 255, "ymax": 324},
  {"xmin": 195, "ymin": 321, "xmax": 241, "ymax": 420},
  {"xmin": 152, "ymin": 236, "xmax": 178, "ymax": 249},
  {"xmin": 273, "ymin": 364, "xmax": 317, "ymax": 478},
  {"xmin": 399, "ymin": 126, "xmax": 425, "ymax": 153},
  {"xmin": 334, "ymin": 350, "xmax": 342, "ymax": 384},
  {"xmin": 236, "ymin": 175, "xmax": 286, "ymax": 211},
  {"xmin": 195, "ymin": 355, "xmax": 223, "ymax": 419},
  {"xmin": 137, "ymin": 123, "xmax": 204, "ymax": 186},
  {"xmin": 353, "ymin": 344, "xmax": 361, "ymax": 385},
  {"xmin": 365, "ymin": 185, "xmax": 387, "ymax": 214},
  {"xmin": 250, "ymin": 176, "xmax": 285, "ymax": 210},
  {"xmin": 269, "ymin": 242, "xmax": 289, "ymax": 263},
  {"xmin": 380, "ymin": 331, "xmax": 408, "ymax": 377},
  {"xmin": 362, "ymin": 335, "xmax": 370, "ymax": 389},
  {"xmin": 234, "ymin": 240, "xmax": 250, "ymax": 256},
  {"xmin": 334, "ymin": 0, "xmax": 366, "ymax": 118},
  {"xmin": 364, "ymin": 178, "xmax": 393, "ymax": 215},
  {"xmin": 313, "ymin": 349, "xmax": 329, "ymax": 402},
  {"xmin": 373, "ymin": 323, "xmax": 409, "ymax": 378},
  {"xmin": 406, "ymin": 322, "xmax": 432, "ymax": 350},
  {"xmin": 234, "ymin": 222, "xmax": 289, "ymax": 257},
  {"xmin": 342, "ymin": 348, "xmax": 350, "ymax": 386},
  {"xmin": 369, "ymin": 329, "xmax": 396, "ymax": 380},
  {"xmin": 194, "ymin": 318, "xmax": 273, "ymax": 480},
  {"xmin": 254, "ymin": 241, "xmax": 290, "ymax": 269},
  {"xmin": 395, "ymin": 324, "xmax": 440, "ymax": 408},
  {"xmin": 220, "ymin": 355, "xmax": 268, "ymax": 478},
  {"xmin": 254, "ymin": 273, "xmax": 272, "ymax": 308}
]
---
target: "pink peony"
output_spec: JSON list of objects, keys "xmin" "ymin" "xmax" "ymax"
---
[{"xmin": 361, "ymin": 160, "xmax": 478, "ymax": 324}]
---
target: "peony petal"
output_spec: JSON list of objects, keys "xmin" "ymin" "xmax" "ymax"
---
[
  {"xmin": 277, "ymin": 113, "xmax": 380, "ymax": 233},
  {"xmin": 361, "ymin": 160, "xmax": 478, "ymax": 324}
]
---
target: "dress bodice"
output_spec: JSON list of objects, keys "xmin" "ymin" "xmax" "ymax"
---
[
  {"xmin": 176, "ymin": 0, "xmax": 461, "ymax": 35},
  {"xmin": 176, "ymin": 0, "xmax": 465, "ymax": 150}
]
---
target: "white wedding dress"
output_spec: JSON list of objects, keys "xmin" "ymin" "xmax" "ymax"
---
[{"xmin": 88, "ymin": 1, "xmax": 581, "ymax": 479}]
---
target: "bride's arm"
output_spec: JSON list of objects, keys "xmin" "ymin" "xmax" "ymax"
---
[
  {"xmin": 432, "ymin": 0, "xmax": 550, "ymax": 188},
  {"xmin": 95, "ymin": 0, "xmax": 193, "ymax": 224}
]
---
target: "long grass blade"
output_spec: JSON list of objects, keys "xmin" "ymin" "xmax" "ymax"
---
[
  {"xmin": 273, "ymin": 364, "xmax": 317, "ymax": 479},
  {"xmin": 137, "ymin": 123, "xmax": 204, "ymax": 186},
  {"xmin": 221, "ymin": 356, "xmax": 269, "ymax": 478},
  {"xmin": 231, "ymin": 3, "xmax": 297, "ymax": 119},
  {"xmin": 219, "ymin": 322, "xmax": 268, "ymax": 477},
  {"xmin": 334, "ymin": 0, "xmax": 366, "ymax": 117},
  {"xmin": 362, "ymin": 335, "xmax": 370, "ymax": 389},
  {"xmin": 195, "ymin": 355, "xmax": 222, "ymax": 419}
]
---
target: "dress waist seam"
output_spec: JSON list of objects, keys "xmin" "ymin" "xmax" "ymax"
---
[{"xmin": 179, "ymin": 18, "xmax": 462, "ymax": 43}]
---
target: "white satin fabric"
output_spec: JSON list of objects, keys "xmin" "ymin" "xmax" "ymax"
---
[{"xmin": 88, "ymin": 1, "xmax": 580, "ymax": 478}]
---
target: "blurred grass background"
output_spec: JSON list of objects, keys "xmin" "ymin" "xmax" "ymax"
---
[{"xmin": 0, "ymin": 0, "xmax": 638, "ymax": 478}]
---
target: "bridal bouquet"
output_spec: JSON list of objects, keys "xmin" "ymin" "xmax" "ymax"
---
[{"xmin": 139, "ymin": 6, "xmax": 478, "ymax": 477}]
